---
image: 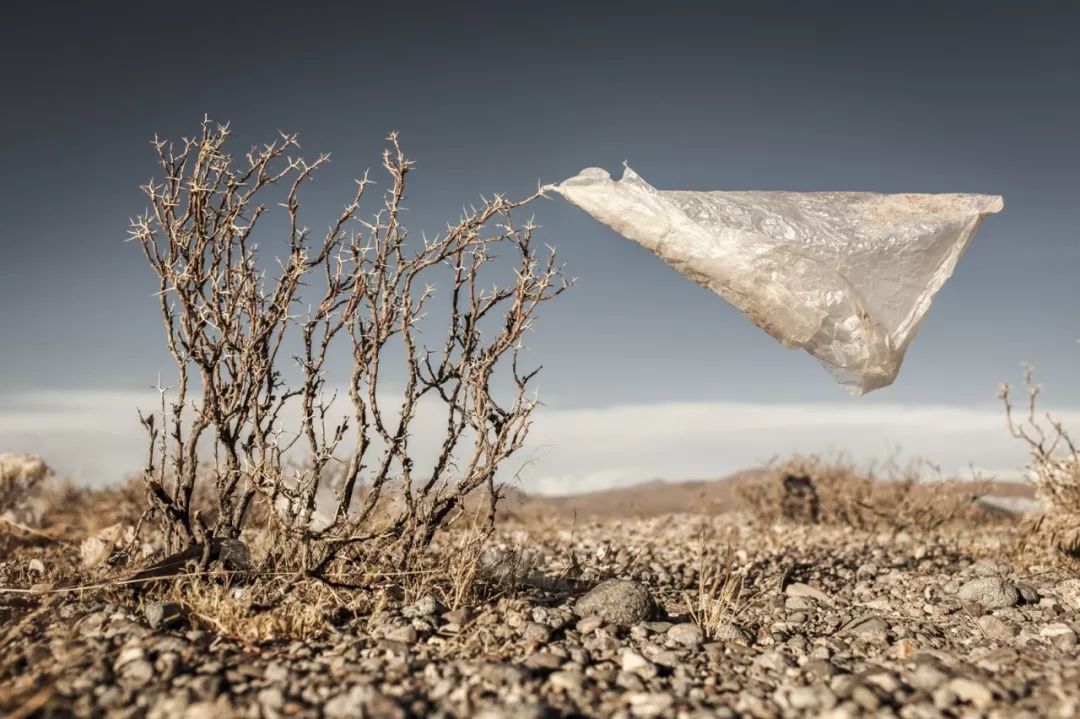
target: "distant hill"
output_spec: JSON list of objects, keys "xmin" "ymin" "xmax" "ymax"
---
[{"xmin": 496, "ymin": 469, "xmax": 1037, "ymax": 520}]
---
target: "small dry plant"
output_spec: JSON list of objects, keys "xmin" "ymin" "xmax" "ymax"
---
[
  {"xmin": 684, "ymin": 525, "xmax": 744, "ymax": 640},
  {"xmin": 128, "ymin": 119, "xmax": 569, "ymax": 576},
  {"xmin": 1000, "ymin": 366, "xmax": 1080, "ymax": 558}
]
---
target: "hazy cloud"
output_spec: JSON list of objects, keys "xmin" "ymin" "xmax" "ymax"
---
[{"xmin": 3, "ymin": 390, "xmax": 1077, "ymax": 494}]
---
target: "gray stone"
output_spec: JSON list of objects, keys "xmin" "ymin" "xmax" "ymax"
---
[
  {"xmin": 957, "ymin": 577, "xmax": 1020, "ymax": 609},
  {"xmin": 145, "ymin": 602, "xmax": 185, "ymax": 631},
  {"xmin": 978, "ymin": 614, "xmax": 1019, "ymax": 640},
  {"xmin": 574, "ymin": 579, "xmax": 655, "ymax": 626},
  {"xmin": 1058, "ymin": 579, "xmax": 1080, "ymax": 610},
  {"xmin": 947, "ymin": 677, "xmax": 993, "ymax": 708},
  {"xmin": 324, "ymin": 685, "xmax": 373, "ymax": 719},
  {"xmin": 666, "ymin": 622, "xmax": 704, "ymax": 647},
  {"xmin": 849, "ymin": 617, "xmax": 889, "ymax": 642},
  {"xmin": 522, "ymin": 621, "xmax": 552, "ymax": 643},
  {"xmin": 403, "ymin": 595, "xmax": 441, "ymax": 618}
]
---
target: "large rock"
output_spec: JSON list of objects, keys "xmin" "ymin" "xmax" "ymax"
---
[
  {"xmin": 957, "ymin": 577, "xmax": 1020, "ymax": 609},
  {"xmin": 573, "ymin": 579, "xmax": 655, "ymax": 626}
]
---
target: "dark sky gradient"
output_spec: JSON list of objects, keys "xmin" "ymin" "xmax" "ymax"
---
[{"xmin": 1, "ymin": 1, "xmax": 1078, "ymax": 421}]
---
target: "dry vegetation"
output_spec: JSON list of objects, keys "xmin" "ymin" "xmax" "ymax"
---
[
  {"xmin": 1001, "ymin": 366, "xmax": 1080, "ymax": 559},
  {"xmin": 736, "ymin": 453, "xmax": 994, "ymax": 534}
]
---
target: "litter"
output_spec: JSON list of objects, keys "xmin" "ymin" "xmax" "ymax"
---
[{"xmin": 550, "ymin": 166, "xmax": 1003, "ymax": 395}]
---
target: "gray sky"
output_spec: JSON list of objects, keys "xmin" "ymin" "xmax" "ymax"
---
[{"xmin": 1, "ymin": 2, "xmax": 1078, "ymax": 490}]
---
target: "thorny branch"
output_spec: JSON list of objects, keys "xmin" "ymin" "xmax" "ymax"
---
[{"xmin": 129, "ymin": 119, "xmax": 570, "ymax": 568}]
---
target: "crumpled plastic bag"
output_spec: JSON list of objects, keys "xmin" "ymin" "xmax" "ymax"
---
[{"xmin": 550, "ymin": 166, "xmax": 1003, "ymax": 395}]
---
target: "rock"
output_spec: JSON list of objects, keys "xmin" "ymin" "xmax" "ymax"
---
[
  {"xmin": 403, "ymin": 595, "xmax": 441, "ymax": 618},
  {"xmin": 574, "ymin": 579, "xmax": 655, "ymax": 626},
  {"xmin": 145, "ymin": 602, "xmax": 185, "ymax": 631},
  {"xmin": 620, "ymin": 650, "xmax": 656, "ymax": 678},
  {"xmin": 548, "ymin": 670, "xmax": 585, "ymax": 693},
  {"xmin": 575, "ymin": 616, "xmax": 603, "ymax": 634},
  {"xmin": 324, "ymin": 685, "xmax": 373, "ymax": 719},
  {"xmin": 848, "ymin": 617, "xmax": 889, "ymax": 642},
  {"xmin": 216, "ymin": 538, "xmax": 253, "ymax": 571},
  {"xmin": 627, "ymin": 692, "xmax": 674, "ymax": 717},
  {"xmin": 666, "ymin": 622, "xmax": 704, "ymax": 647},
  {"xmin": 523, "ymin": 652, "xmax": 563, "ymax": 671},
  {"xmin": 1058, "ymin": 579, "xmax": 1080, "ymax": 610},
  {"xmin": 1015, "ymin": 582, "xmax": 1040, "ymax": 604},
  {"xmin": 784, "ymin": 581, "xmax": 834, "ymax": 605},
  {"xmin": 257, "ymin": 688, "xmax": 285, "ymax": 718},
  {"xmin": 521, "ymin": 621, "xmax": 552, "ymax": 643},
  {"xmin": 711, "ymin": 622, "xmax": 750, "ymax": 643},
  {"xmin": 385, "ymin": 625, "xmax": 418, "ymax": 644},
  {"xmin": 947, "ymin": 677, "xmax": 993, "ymax": 708},
  {"xmin": 978, "ymin": 614, "xmax": 1019, "ymax": 641},
  {"xmin": 957, "ymin": 577, "xmax": 1020, "ymax": 609}
]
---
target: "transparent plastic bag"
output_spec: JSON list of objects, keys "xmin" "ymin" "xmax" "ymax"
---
[{"xmin": 551, "ymin": 166, "xmax": 1003, "ymax": 395}]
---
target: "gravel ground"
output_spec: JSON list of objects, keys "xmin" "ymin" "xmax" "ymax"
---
[{"xmin": 3, "ymin": 512, "xmax": 1080, "ymax": 718}]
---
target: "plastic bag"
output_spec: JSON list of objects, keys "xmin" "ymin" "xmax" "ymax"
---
[{"xmin": 550, "ymin": 166, "xmax": 1003, "ymax": 395}]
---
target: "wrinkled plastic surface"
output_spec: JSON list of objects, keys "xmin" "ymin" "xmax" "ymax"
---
[{"xmin": 552, "ymin": 166, "xmax": 1003, "ymax": 395}]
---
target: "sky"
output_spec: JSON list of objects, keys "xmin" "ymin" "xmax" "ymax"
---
[{"xmin": 1, "ymin": 1, "xmax": 1078, "ymax": 491}]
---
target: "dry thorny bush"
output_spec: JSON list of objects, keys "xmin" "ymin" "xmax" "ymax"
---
[
  {"xmin": 126, "ymin": 119, "xmax": 569, "ymax": 590},
  {"xmin": 738, "ymin": 453, "xmax": 992, "ymax": 534},
  {"xmin": 1001, "ymin": 366, "xmax": 1080, "ymax": 559}
]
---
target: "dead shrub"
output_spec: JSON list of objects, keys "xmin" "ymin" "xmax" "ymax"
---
[
  {"xmin": 740, "ymin": 453, "xmax": 987, "ymax": 532},
  {"xmin": 128, "ymin": 119, "xmax": 569, "ymax": 579},
  {"xmin": 1001, "ymin": 367, "xmax": 1080, "ymax": 558}
]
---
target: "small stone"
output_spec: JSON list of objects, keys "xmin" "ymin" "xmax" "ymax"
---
[
  {"xmin": 145, "ymin": 602, "xmax": 185, "ymax": 631},
  {"xmin": 978, "ymin": 614, "xmax": 1019, "ymax": 641},
  {"xmin": 118, "ymin": 658, "xmax": 155, "ymax": 687},
  {"xmin": 403, "ymin": 595, "xmax": 441, "ymax": 618},
  {"xmin": 620, "ymin": 650, "xmax": 656, "ymax": 678},
  {"xmin": 1015, "ymin": 582, "xmax": 1040, "ymax": 604},
  {"xmin": 523, "ymin": 652, "xmax": 563, "ymax": 671},
  {"xmin": 1058, "ymin": 579, "xmax": 1080, "ymax": 610},
  {"xmin": 957, "ymin": 577, "xmax": 1020, "ymax": 610},
  {"xmin": 576, "ymin": 616, "xmax": 603, "ymax": 634},
  {"xmin": 851, "ymin": 685, "xmax": 881, "ymax": 711},
  {"xmin": 908, "ymin": 663, "xmax": 950, "ymax": 691},
  {"xmin": 666, "ymin": 623, "xmax": 704, "ymax": 648},
  {"xmin": 788, "ymin": 686, "xmax": 826, "ymax": 710},
  {"xmin": 548, "ymin": 670, "xmax": 585, "ymax": 693},
  {"xmin": 785, "ymin": 581, "xmax": 834, "ymax": 605},
  {"xmin": 257, "ymin": 688, "xmax": 285, "ymax": 718},
  {"xmin": 947, "ymin": 677, "xmax": 993, "ymax": 708},
  {"xmin": 627, "ymin": 692, "xmax": 674, "ymax": 717},
  {"xmin": 892, "ymin": 637, "xmax": 919, "ymax": 660},
  {"xmin": 385, "ymin": 625, "xmax": 418, "ymax": 644},
  {"xmin": 849, "ymin": 617, "xmax": 889, "ymax": 642},
  {"xmin": 521, "ymin": 621, "xmax": 552, "ymax": 643},
  {"xmin": 217, "ymin": 538, "xmax": 252, "ymax": 571},
  {"xmin": 805, "ymin": 659, "xmax": 839, "ymax": 678},
  {"xmin": 574, "ymin": 579, "xmax": 655, "ymax": 626},
  {"xmin": 1040, "ymin": 622, "xmax": 1077, "ymax": 639},
  {"xmin": 324, "ymin": 685, "xmax": 373, "ymax": 719},
  {"xmin": 712, "ymin": 622, "xmax": 750, "ymax": 643}
]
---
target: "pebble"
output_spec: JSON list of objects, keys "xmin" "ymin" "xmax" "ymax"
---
[
  {"xmin": 947, "ymin": 677, "xmax": 994, "ymax": 708},
  {"xmin": 978, "ymin": 614, "xmax": 1019, "ymax": 641},
  {"xmin": 666, "ymin": 623, "xmax": 704, "ymax": 647}
]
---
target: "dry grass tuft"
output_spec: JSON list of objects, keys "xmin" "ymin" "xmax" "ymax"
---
[{"xmin": 684, "ymin": 526, "xmax": 744, "ymax": 640}]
